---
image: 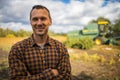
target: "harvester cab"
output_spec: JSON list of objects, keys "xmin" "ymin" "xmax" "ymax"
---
[
  {"xmin": 94, "ymin": 21, "xmax": 111, "ymax": 45},
  {"xmin": 98, "ymin": 21, "xmax": 111, "ymax": 36}
]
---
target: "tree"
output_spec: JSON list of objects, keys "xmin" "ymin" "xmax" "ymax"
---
[
  {"xmin": 97, "ymin": 17, "xmax": 111, "ymax": 24},
  {"xmin": 16, "ymin": 29, "xmax": 32, "ymax": 37},
  {"xmin": 0, "ymin": 27, "xmax": 32, "ymax": 37},
  {"xmin": 4, "ymin": 28, "xmax": 16, "ymax": 37},
  {"xmin": 0, "ymin": 28, "xmax": 5, "ymax": 37},
  {"xmin": 6, "ymin": 34, "xmax": 16, "ymax": 38},
  {"xmin": 113, "ymin": 14, "xmax": 120, "ymax": 35},
  {"xmin": 89, "ymin": 17, "xmax": 111, "ymax": 24}
]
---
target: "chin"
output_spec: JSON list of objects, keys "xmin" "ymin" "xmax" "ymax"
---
[
  {"xmin": 34, "ymin": 30, "xmax": 48, "ymax": 36},
  {"xmin": 36, "ymin": 33, "xmax": 45, "ymax": 36}
]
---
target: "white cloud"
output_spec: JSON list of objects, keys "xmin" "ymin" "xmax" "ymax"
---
[
  {"xmin": 1, "ymin": 22, "xmax": 32, "ymax": 31},
  {"xmin": 0, "ymin": 0, "xmax": 120, "ymax": 33}
]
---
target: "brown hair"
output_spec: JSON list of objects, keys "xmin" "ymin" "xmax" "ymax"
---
[{"xmin": 30, "ymin": 5, "xmax": 51, "ymax": 19}]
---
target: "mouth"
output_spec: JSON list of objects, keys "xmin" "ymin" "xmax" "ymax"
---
[{"xmin": 36, "ymin": 27, "xmax": 45, "ymax": 32}]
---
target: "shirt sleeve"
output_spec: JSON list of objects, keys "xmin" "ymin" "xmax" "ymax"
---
[
  {"xmin": 53, "ymin": 47, "xmax": 72, "ymax": 80},
  {"xmin": 8, "ymin": 46, "xmax": 55, "ymax": 80}
]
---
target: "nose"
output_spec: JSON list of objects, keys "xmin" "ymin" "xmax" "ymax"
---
[{"xmin": 37, "ymin": 19, "xmax": 42, "ymax": 25}]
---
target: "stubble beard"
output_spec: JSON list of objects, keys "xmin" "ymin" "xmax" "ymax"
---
[{"xmin": 36, "ymin": 28, "xmax": 48, "ymax": 39}]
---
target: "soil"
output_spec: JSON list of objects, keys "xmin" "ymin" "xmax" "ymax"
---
[{"xmin": 69, "ymin": 45, "xmax": 120, "ymax": 80}]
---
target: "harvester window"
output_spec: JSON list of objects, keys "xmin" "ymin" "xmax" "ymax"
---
[{"xmin": 99, "ymin": 24, "xmax": 105, "ymax": 32}]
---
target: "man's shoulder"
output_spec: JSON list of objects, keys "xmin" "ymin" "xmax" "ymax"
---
[
  {"xmin": 11, "ymin": 37, "xmax": 30, "ymax": 49},
  {"xmin": 50, "ymin": 38, "xmax": 66, "ymax": 48},
  {"xmin": 50, "ymin": 38, "xmax": 68, "ymax": 54}
]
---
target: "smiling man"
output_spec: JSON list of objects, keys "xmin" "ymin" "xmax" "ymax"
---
[{"xmin": 9, "ymin": 5, "xmax": 71, "ymax": 80}]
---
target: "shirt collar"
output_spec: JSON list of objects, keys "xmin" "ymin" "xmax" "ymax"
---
[
  {"xmin": 46, "ymin": 36, "xmax": 54, "ymax": 46},
  {"xmin": 29, "ymin": 34, "xmax": 53, "ymax": 47},
  {"xmin": 29, "ymin": 34, "xmax": 35, "ymax": 47}
]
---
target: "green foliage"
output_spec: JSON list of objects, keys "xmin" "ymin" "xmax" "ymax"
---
[
  {"xmin": 90, "ymin": 16, "xmax": 111, "ymax": 24},
  {"xmin": 65, "ymin": 37, "xmax": 94, "ymax": 49},
  {"xmin": 0, "ymin": 27, "xmax": 32, "ymax": 37},
  {"xmin": 97, "ymin": 16, "xmax": 111, "ymax": 23},
  {"xmin": 113, "ymin": 17, "xmax": 120, "ymax": 35},
  {"xmin": 6, "ymin": 34, "xmax": 16, "ymax": 38},
  {"xmin": 16, "ymin": 29, "xmax": 32, "ymax": 37}
]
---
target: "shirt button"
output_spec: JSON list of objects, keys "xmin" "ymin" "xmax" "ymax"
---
[{"xmin": 43, "ymin": 60, "xmax": 45, "ymax": 63}]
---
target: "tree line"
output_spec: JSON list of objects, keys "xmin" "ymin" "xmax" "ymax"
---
[{"xmin": 0, "ymin": 28, "xmax": 32, "ymax": 37}]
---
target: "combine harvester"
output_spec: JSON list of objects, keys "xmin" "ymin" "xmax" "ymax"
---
[{"xmin": 67, "ymin": 21, "xmax": 120, "ymax": 45}]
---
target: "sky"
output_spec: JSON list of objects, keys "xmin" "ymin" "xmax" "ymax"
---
[{"xmin": 0, "ymin": 0, "xmax": 120, "ymax": 33}]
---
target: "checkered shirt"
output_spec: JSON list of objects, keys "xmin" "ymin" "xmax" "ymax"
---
[{"xmin": 9, "ymin": 35, "xmax": 71, "ymax": 80}]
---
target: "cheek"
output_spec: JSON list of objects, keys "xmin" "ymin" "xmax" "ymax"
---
[
  {"xmin": 45, "ymin": 19, "xmax": 52, "ymax": 26},
  {"xmin": 31, "ymin": 22, "xmax": 36, "ymax": 27},
  {"xmin": 46, "ymin": 21, "xmax": 52, "ymax": 26}
]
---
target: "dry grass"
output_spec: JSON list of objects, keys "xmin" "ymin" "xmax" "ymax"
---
[
  {"xmin": 0, "ymin": 37, "xmax": 27, "ymax": 51},
  {"xmin": 50, "ymin": 35, "xmax": 67, "ymax": 43},
  {"xmin": 0, "ymin": 36, "xmax": 67, "ymax": 52}
]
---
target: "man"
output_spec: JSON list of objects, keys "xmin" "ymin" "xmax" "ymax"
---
[{"xmin": 9, "ymin": 5, "xmax": 71, "ymax": 80}]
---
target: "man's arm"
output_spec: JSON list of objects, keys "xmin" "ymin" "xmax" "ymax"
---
[
  {"xmin": 53, "ymin": 47, "xmax": 71, "ymax": 80},
  {"xmin": 9, "ymin": 47, "xmax": 56, "ymax": 80}
]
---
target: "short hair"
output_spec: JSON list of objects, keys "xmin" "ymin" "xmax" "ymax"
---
[{"xmin": 30, "ymin": 5, "xmax": 51, "ymax": 19}]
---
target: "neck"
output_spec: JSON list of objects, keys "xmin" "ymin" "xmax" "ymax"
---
[{"xmin": 33, "ymin": 34, "xmax": 48, "ymax": 46}]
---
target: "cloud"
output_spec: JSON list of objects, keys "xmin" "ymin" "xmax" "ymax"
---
[
  {"xmin": 0, "ymin": 0, "xmax": 10, "ymax": 9},
  {"xmin": 1, "ymin": 22, "xmax": 32, "ymax": 31},
  {"xmin": 0, "ymin": 0, "xmax": 120, "ymax": 33}
]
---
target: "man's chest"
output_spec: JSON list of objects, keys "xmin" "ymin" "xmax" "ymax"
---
[{"xmin": 21, "ymin": 47, "xmax": 62, "ymax": 73}]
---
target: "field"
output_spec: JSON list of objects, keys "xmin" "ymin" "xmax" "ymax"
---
[
  {"xmin": 70, "ymin": 45, "xmax": 120, "ymax": 80},
  {"xmin": 0, "ymin": 36, "xmax": 120, "ymax": 80},
  {"xmin": 0, "ymin": 37, "xmax": 27, "ymax": 51}
]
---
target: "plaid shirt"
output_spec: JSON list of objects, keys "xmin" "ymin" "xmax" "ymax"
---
[{"xmin": 9, "ymin": 35, "xmax": 71, "ymax": 80}]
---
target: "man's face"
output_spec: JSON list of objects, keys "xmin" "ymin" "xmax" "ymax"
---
[{"xmin": 30, "ymin": 8, "xmax": 52, "ymax": 36}]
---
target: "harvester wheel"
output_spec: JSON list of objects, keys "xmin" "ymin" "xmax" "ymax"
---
[{"xmin": 95, "ymin": 37, "xmax": 103, "ymax": 45}]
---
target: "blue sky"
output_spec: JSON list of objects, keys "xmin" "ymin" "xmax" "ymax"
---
[
  {"xmin": 60, "ymin": 0, "xmax": 120, "ymax": 6},
  {"xmin": 60, "ymin": 0, "xmax": 70, "ymax": 3},
  {"xmin": 0, "ymin": 0, "xmax": 120, "ymax": 33},
  {"xmin": 102, "ymin": 0, "xmax": 120, "ymax": 6}
]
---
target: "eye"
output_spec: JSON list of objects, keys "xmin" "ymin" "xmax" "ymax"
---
[
  {"xmin": 32, "ymin": 17, "xmax": 38, "ymax": 21},
  {"xmin": 41, "ymin": 17, "xmax": 47, "ymax": 21}
]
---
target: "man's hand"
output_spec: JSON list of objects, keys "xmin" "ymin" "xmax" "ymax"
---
[{"xmin": 52, "ymin": 69, "xmax": 59, "ymax": 76}]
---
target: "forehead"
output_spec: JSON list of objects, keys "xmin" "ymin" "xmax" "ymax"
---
[{"xmin": 31, "ymin": 8, "xmax": 49, "ymax": 17}]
